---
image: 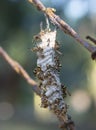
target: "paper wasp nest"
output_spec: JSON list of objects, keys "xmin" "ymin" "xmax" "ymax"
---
[{"xmin": 33, "ymin": 28, "xmax": 73, "ymax": 129}]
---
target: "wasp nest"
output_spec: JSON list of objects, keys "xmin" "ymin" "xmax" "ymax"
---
[{"xmin": 33, "ymin": 28, "xmax": 74, "ymax": 130}]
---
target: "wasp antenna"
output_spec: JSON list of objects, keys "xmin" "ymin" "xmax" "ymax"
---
[
  {"xmin": 32, "ymin": 38, "xmax": 36, "ymax": 44},
  {"xmin": 27, "ymin": 47, "xmax": 33, "ymax": 52}
]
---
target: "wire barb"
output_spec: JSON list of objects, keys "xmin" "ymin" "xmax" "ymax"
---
[
  {"xmin": 86, "ymin": 35, "xmax": 96, "ymax": 45},
  {"xmin": 44, "ymin": 13, "xmax": 50, "ymax": 31}
]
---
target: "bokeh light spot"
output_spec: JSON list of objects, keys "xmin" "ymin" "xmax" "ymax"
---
[
  {"xmin": 70, "ymin": 90, "xmax": 91, "ymax": 113},
  {"xmin": 65, "ymin": 0, "xmax": 88, "ymax": 19}
]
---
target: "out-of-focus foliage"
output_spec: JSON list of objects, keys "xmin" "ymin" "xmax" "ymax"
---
[{"xmin": 0, "ymin": 0, "xmax": 96, "ymax": 130}]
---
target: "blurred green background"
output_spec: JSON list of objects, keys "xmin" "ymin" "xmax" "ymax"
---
[{"xmin": 0, "ymin": 0, "xmax": 96, "ymax": 130}]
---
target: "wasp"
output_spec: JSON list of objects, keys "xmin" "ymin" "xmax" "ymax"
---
[
  {"xmin": 41, "ymin": 96, "xmax": 48, "ymax": 108},
  {"xmin": 55, "ymin": 40, "xmax": 60, "ymax": 50},
  {"xmin": 32, "ymin": 46, "xmax": 43, "ymax": 52},
  {"xmin": 61, "ymin": 84, "xmax": 71, "ymax": 98}
]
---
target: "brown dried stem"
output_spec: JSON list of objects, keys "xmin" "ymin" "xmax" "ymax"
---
[
  {"xmin": 0, "ymin": 46, "xmax": 41, "ymax": 96},
  {"xmin": 86, "ymin": 35, "xmax": 96, "ymax": 45},
  {"xmin": 28, "ymin": 0, "xmax": 96, "ymax": 59}
]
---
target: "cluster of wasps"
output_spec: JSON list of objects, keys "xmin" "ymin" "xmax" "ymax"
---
[{"xmin": 32, "ymin": 29, "xmax": 73, "ymax": 129}]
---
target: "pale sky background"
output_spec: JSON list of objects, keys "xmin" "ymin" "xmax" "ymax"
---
[{"xmin": 42, "ymin": 0, "xmax": 96, "ymax": 19}]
